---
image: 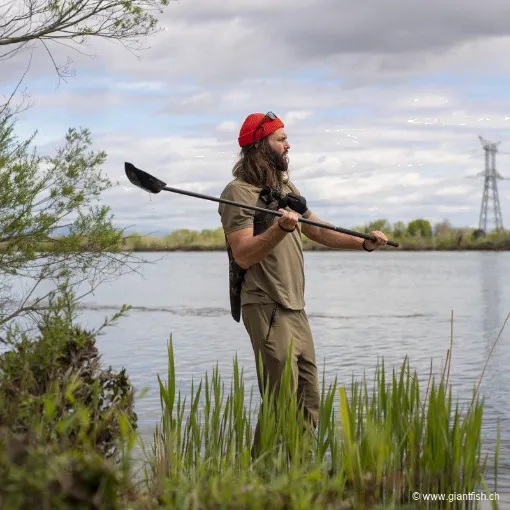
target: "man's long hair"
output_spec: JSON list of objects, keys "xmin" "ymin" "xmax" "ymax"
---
[{"xmin": 232, "ymin": 137, "xmax": 288, "ymax": 189}]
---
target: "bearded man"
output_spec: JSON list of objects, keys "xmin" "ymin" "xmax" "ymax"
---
[{"xmin": 218, "ymin": 112, "xmax": 388, "ymax": 457}]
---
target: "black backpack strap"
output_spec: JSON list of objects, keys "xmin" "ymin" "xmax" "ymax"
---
[{"xmin": 226, "ymin": 186, "xmax": 281, "ymax": 322}]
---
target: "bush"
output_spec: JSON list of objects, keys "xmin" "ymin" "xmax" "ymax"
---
[{"xmin": 0, "ymin": 286, "xmax": 139, "ymax": 510}]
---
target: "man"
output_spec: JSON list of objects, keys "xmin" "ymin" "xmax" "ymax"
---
[{"xmin": 218, "ymin": 111, "xmax": 387, "ymax": 456}]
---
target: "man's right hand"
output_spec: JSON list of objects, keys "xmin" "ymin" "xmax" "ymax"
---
[{"xmin": 277, "ymin": 208, "xmax": 300, "ymax": 232}]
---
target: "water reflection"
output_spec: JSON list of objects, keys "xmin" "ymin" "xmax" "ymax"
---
[
  {"xmin": 480, "ymin": 252, "xmax": 503, "ymax": 344},
  {"xmin": 478, "ymin": 252, "xmax": 510, "ymax": 492}
]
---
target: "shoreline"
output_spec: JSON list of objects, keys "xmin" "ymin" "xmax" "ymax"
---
[
  {"xmin": 3, "ymin": 234, "xmax": 510, "ymax": 253},
  {"xmin": 120, "ymin": 230, "xmax": 510, "ymax": 252},
  {"xmin": 125, "ymin": 244, "xmax": 510, "ymax": 252}
]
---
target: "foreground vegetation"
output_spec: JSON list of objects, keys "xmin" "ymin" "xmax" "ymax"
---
[
  {"xmin": 120, "ymin": 223, "xmax": 510, "ymax": 252},
  {"xmin": 0, "ymin": 286, "xmax": 504, "ymax": 509}
]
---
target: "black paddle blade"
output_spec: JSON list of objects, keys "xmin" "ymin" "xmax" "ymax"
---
[{"xmin": 125, "ymin": 162, "xmax": 167, "ymax": 194}]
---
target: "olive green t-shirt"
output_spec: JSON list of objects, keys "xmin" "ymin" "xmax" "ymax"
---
[{"xmin": 218, "ymin": 177, "xmax": 313, "ymax": 310}]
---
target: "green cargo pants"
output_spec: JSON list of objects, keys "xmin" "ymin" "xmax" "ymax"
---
[{"xmin": 241, "ymin": 302, "xmax": 320, "ymax": 457}]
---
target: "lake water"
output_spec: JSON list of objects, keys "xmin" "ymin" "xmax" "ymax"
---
[{"xmin": 6, "ymin": 250, "xmax": 510, "ymax": 504}]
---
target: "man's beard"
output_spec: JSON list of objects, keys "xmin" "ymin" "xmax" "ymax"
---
[{"xmin": 268, "ymin": 147, "xmax": 288, "ymax": 174}]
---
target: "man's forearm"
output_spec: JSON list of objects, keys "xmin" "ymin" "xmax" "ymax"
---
[
  {"xmin": 236, "ymin": 222, "xmax": 290, "ymax": 268},
  {"xmin": 318, "ymin": 228, "xmax": 365, "ymax": 250},
  {"xmin": 303, "ymin": 213, "xmax": 365, "ymax": 250}
]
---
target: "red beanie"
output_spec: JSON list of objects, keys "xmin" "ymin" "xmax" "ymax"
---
[{"xmin": 238, "ymin": 112, "xmax": 284, "ymax": 147}]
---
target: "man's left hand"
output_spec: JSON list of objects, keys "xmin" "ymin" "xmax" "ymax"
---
[
  {"xmin": 279, "ymin": 193, "xmax": 308, "ymax": 215},
  {"xmin": 364, "ymin": 230, "xmax": 388, "ymax": 250}
]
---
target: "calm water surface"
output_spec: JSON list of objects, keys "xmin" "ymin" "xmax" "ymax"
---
[{"xmin": 9, "ymin": 250, "xmax": 510, "ymax": 503}]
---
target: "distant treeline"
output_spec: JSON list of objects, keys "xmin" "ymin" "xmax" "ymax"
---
[{"xmin": 121, "ymin": 218, "xmax": 510, "ymax": 252}]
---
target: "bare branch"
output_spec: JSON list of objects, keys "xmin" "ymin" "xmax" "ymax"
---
[
  {"xmin": 40, "ymin": 39, "xmax": 74, "ymax": 85},
  {"xmin": 0, "ymin": 0, "xmax": 172, "ymax": 79},
  {"xmin": 0, "ymin": 0, "xmax": 171, "ymax": 54},
  {"xmin": 0, "ymin": 51, "xmax": 34, "ymax": 116}
]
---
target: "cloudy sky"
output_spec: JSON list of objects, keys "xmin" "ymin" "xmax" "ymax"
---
[{"xmin": 2, "ymin": 0, "xmax": 510, "ymax": 235}]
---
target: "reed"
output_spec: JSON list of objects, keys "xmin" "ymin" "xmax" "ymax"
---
[{"xmin": 140, "ymin": 336, "xmax": 500, "ymax": 509}]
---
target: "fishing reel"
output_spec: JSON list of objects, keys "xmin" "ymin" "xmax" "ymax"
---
[{"xmin": 259, "ymin": 186, "xmax": 308, "ymax": 214}]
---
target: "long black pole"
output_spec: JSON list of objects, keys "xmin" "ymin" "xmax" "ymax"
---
[
  {"xmin": 124, "ymin": 162, "xmax": 399, "ymax": 247},
  {"xmin": 160, "ymin": 184, "xmax": 399, "ymax": 247}
]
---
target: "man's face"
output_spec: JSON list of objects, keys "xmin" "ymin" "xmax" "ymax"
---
[{"xmin": 268, "ymin": 128, "xmax": 290, "ymax": 161}]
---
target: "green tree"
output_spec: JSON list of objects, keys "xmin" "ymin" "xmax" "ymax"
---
[
  {"xmin": 0, "ymin": 0, "xmax": 167, "ymax": 504},
  {"xmin": 0, "ymin": 112, "xmax": 143, "ymax": 331},
  {"xmin": 392, "ymin": 221, "xmax": 407, "ymax": 238},
  {"xmin": 434, "ymin": 219, "xmax": 453, "ymax": 236},
  {"xmin": 0, "ymin": 0, "xmax": 173, "ymax": 331},
  {"xmin": 407, "ymin": 218, "xmax": 432, "ymax": 238},
  {"xmin": 367, "ymin": 218, "xmax": 392, "ymax": 233}
]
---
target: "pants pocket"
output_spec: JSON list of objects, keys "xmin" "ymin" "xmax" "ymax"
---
[{"xmin": 263, "ymin": 304, "xmax": 279, "ymax": 345}]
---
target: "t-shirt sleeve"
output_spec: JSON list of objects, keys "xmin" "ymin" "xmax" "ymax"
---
[{"xmin": 219, "ymin": 183, "xmax": 258, "ymax": 234}]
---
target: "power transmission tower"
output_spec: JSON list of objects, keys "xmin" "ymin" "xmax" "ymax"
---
[{"xmin": 477, "ymin": 136, "xmax": 504, "ymax": 234}]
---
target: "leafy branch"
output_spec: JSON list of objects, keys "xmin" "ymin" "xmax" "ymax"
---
[{"xmin": 0, "ymin": 109, "xmax": 146, "ymax": 331}]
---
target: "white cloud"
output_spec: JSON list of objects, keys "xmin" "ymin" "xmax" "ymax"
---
[
  {"xmin": 284, "ymin": 110, "xmax": 314, "ymax": 126},
  {"xmin": 435, "ymin": 186, "xmax": 470, "ymax": 197},
  {"xmin": 216, "ymin": 121, "xmax": 237, "ymax": 132},
  {"xmin": 2, "ymin": 0, "xmax": 510, "ymax": 234},
  {"xmin": 437, "ymin": 205, "xmax": 472, "ymax": 213}
]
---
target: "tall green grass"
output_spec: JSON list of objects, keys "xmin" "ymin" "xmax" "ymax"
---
[
  {"xmin": 140, "ymin": 333, "xmax": 501, "ymax": 509},
  {"xmin": 1, "ymin": 282, "xmax": 503, "ymax": 509}
]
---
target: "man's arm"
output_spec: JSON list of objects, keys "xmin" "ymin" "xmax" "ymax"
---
[
  {"xmin": 227, "ymin": 209, "xmax": 300, "ymax": 269},
  {"xmin": 301, "ymin": 212, "xmax": 364, "ymax": 250}
]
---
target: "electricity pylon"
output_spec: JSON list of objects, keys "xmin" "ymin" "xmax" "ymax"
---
[{"xmin": 477, "ymin": 136, "xmax": 504, "ymax": 233}]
